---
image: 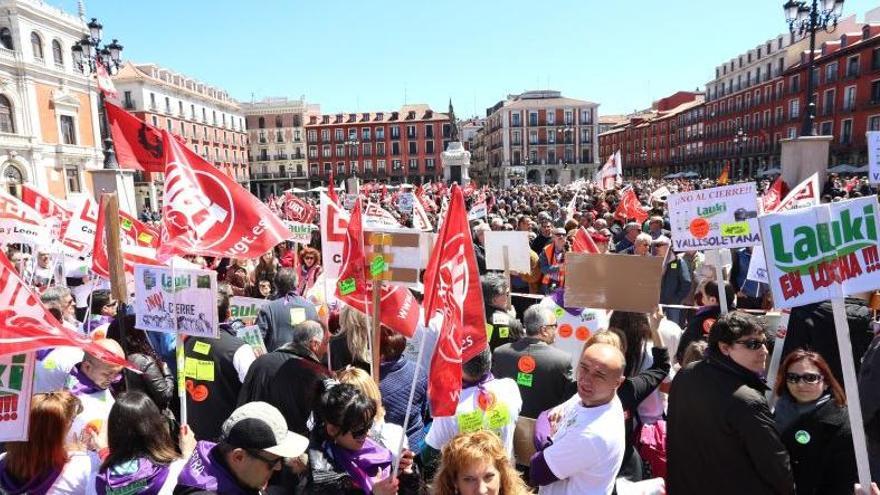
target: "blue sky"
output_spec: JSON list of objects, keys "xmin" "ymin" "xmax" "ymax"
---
[{"xmin": 60, "ymin": 0, "xmax": 879, "ymax": 117}]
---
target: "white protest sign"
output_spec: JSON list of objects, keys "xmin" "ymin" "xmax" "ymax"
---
[
  {"xmin": 540, "ymin": 293, "xmax": 607, "ymax": 370},
  {"xmin": 468, "ymin": 201, "xmax": 487, "ymax": 221},
  {"xmin": 869, "ymin": 131, "xmax": 880, "ymax": 185},
  {"xmin": 229, "ymin": 296, "xmax": 270, "ymax": 324},
  {"xmin": 484, "ymin": 231, "xmax": 530, "ymax": 272},
  {"xmin": 0, "ymin": 352, "xmax": 35, "ymax": 442},
  {"xmin": 397, "ymin": 193, "xmax": 414, "ymax": 214},
  {"xmin": 758, "ymin": 196, "xmax": 880, "ymax": 308},
  {"xmin": 285, "ymin": 221, "xmax": 316, "ymax": 244},
  {"xmin": 667, "ymin": 183, "xmax": 761, "ymax": 251},
  {"xmin": 745, "ymin": 245, "xmax": 770, "ymax": 284},
  {"xmin": 0, "ymin": 192, "xmax": 49, "ymax": 247},
  {"xmin": 134, "ymin": 264, "xmax": 218, "ymax": 338},
  {"xmin": 236, "ymin": 325, "xmax": 267, "ymax": 356},
  {"xmin": 320, "ymin": 193, "xmax": 348, "ymax": 283}
]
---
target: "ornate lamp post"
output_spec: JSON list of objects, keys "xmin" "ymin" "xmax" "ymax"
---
[
  {"xmin": 734, "ymin": 127, "xmax": 749, "ymax": 177},
  {"xmin": 640, "ymin": 148, "xmax": 648, "ymax": 178},
  {"xmin": 71, "ymin": 18, "xmax": 123, "ymax": 169},
  {"xmin": 784, "ymin": 0, "xmax": 844, "ymax": 136}
]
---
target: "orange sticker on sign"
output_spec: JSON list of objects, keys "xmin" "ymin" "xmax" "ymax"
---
[
  {"xmin": 689, "ymin": 217, "xmax": 711, "ymax": 239},
  {"xmin": 558, "ymin": 324, "xmax": 573, "ymax": 339},
  {"xmin": 575, "ymin": 326, "xmax": 591, "ymax": 341},
  {"xmin": 518, "ymin": 355, "xmax": 537, "ymax": 374},
  {"xmin": 477, "ymin": 390, "xmax": 496, "ymax": 412}
]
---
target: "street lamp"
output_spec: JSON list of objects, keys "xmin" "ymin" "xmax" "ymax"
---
[
  {"xmin": 72, "ymin": 17, "xmax": 123, "ymax": 169},
  {"xmin": 734, "ymin": 128, "xmax": 749, "ymax": 178},
  {"xmin": 640, "ymin": 149, "xmax": 648, "ymax": 178},
  {"xmin": 784, "ymin": 0, "xmax": 844, "ymax": 136}
]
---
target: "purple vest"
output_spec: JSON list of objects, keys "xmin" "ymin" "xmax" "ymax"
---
[
  {"xmin": 95, "ymin": 458, "xmax": 169, "ymax": 495},
  {"xmin": 176, "ymin": 441, "xmax": 253, "ymax": 495},
  {"xmin": 0, "ymin": 458, "xmax": 61, "ymax": 495}
]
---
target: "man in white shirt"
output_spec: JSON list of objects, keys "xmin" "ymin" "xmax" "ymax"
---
[
  {"xmin": 63, "ymin": 338, "xmax": 125, "ymax": 441},
  {"xmin": 530, "ymin": 343, "xmax": 626, "ymax": 495},
  {"xmin": 422, "ymin": 347, "xmax": 522, "ymax": 477}
]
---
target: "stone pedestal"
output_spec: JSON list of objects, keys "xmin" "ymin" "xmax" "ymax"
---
[
  {"xmin": 88, "ymin": 169, "xmax": 137, "ymax": 215},
  {"xmin": 558, "ymin": 168, "xmax": 573, "ymax": 187},
  {"xmin": 780, "ymin": 135, "xmax": 832, "ymax": 187},
  {"xmin": 442, "ymin": 142, "xmax": 471, "ymax": 185}
]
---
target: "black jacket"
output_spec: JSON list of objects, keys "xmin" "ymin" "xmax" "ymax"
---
[
  {"xmin": 124, "ymin": 352, "xmax": 174, "ymax": 412},
  {"xmin": 777, "ymin": 396, "xmax": 857, "ymax": 495},
  {"xmin": 784, "ymin": 298, "xmax": 873, "ymax": 385},
  {"xmin": 659, "ymin": 256, "xmax": 692, "ymax": 305},
  {"xmin": 667, "ymin": 350, "xmax": 794, "ymax": 495},
  {"xmin": 485, "ymin": 306, "xmax": 523, "ymax": 353},
  {"xmin": 675, "ymin": 305, "xmax": 723, "ymax": 363},
  {"xmin": 491, "ymin": 336, "xmax": 575, "ymax": 418},
  {"xmin": 617, "ymin": 347, "xmax": 670, "ymax": 481}
]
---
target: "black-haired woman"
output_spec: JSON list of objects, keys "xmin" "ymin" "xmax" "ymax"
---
[
  {"xmin": 106, "ymin": 315, "xmax": 175, "ymax": 415},
  {"xmin": 304, "ymin": 383, "xmax": 425, "ymax": 495},
  {"xmin": 95, "ymin": 391, "xmax": 195, "ymax": 494}
]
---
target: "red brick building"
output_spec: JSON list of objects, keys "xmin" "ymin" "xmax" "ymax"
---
[{"xmin": 305, "ymin": 104, "xmax": 451, "ymax": 185}]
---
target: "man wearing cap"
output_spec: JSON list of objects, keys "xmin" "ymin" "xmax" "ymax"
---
[
  {"xmin": 175, "ymin": 401, "xmax": 309, "ymax": 494},
  {"xmin": 614, "ymin": 222, "xmax": 642, "ymax": 254},
  {"xmin": 538, "ymin": 228, "xmax": 568, "ymax": 294}
]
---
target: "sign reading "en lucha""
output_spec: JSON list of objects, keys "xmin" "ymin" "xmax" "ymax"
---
[{"xmin": 758, "ymin": 196, "xmax": 880, "ymax": 308}]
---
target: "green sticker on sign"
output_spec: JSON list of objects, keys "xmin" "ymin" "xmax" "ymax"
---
[
  {"xmin": 517, "ymin": 372, "xmax": 534, "ymax": 387},
  {"xmin": 121, "ymin": 218, "xmax": 133, "ymax": 230},
  {"xmin": 720, "ymin": 221, "xmax": 750, "ymax": 237},
  {"xmin": 193, "ymin": 341, "xmax": 211, "ymax": 356},
  {"xmin": 338, "ymin": 278, "xmax": 356, "ymax": 295},
  {"xmin": 554, "ymin": 308, "xmax": 564, "ymax": 318},
  {"xmin": 370, "ymin": 256, "xmax": 386, "ymax": 276},
  {"xmin": 498, "ymin": 326, "xmax": 509, "ymax": 338},
  {"xmin": 485, "ymin": 404, "xmax": 510, "ymax": 429},
  {"xmin": 456, "ymin": 409, "xmax": 483, "ymax": 433}
]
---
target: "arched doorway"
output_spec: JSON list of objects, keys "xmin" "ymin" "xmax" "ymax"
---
[
  {"xmin": 526, "ymin": 169, "xmax": 540, "ymax": 183},
  {"xmin": 1, "ymin": 161, "xmax": 24, "ymax": 197},
  {"xmin": 544, "ymin": 168, "xmax": 557, "ymax": 184}
]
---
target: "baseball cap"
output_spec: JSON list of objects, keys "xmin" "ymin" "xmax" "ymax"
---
[{"xmin": 220, "ymin": 402, "xmax": 308, "ymax": 458}]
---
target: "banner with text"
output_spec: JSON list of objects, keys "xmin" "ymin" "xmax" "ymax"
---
[
  {"xmin": 0, "ymin": 353, "xmax": 35, "ymax": 442},
  {"xmin": 869, "ymin": 131, "xmax": 880, "ymax": 185},
  {"xmin": 285, "ymin": 221, "xmax": 317, "ymax": 244},
  {"xmin": 758, "ymin": 196, "xmax": 880, "ymax": 308},
  {"xmin": 134, "ymin": 264, "xmax": 218, "ymax": 338},
  {"xmin": 229, "ymin": 296, "xmax": 270, "ymax": 325},
  {"xmin": 668, "ymin": 183, "xmax": 761, "ymax": 251}
]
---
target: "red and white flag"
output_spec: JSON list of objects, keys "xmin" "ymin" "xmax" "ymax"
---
[
  {"xmin": 422, "ymin": 185, "xmax": 487, "ymax": 416},
  {"xmin": 334, "ymin": 199, "xmax": 420, "ymax": 337},
  {"xmin": 20, "ymin": 185, "xmax": 71, "ymax": 227},
  {"xmin": 613, "ymin": 187, "xmax": 648, "ymax": 224},
  {"xmin": 104, "ymin": 101, "xmax": 165, "ymax": 173},
  {"xmin": 597, "ymin": 150, "xmax": 622, "ymax": 190},
  {"xmin": 92, "ymin": 205, "xmax": 161, "ymax": 278},
  {"xmin": 760, "ymin": 176, "xmax": 790, "ymax": 213},
  {"xmin": 0, "ymin": 251, "xmax": 129, "ymax": 366},
  {"xmin": 62, "ymin": 195, "xmax": 98, "ymax": 260},
  {"xmin": 571, "ymin": 227, "xmax": 600, "ymax": 254},
  {"xmin": 0, "ymin": 190, "xmax": 50, "ymax": 246},
  {"xmin": 411, "ymin": 193, "xmax": 433, "ymax": 231},
  {"xmin": 95, "ymin": 62, "xmax": 118, "ymax": 99},
  {"xmin": 364, "ymin": 202, "xmax": 401, "ymax": 229},
  {"xmin": 774, "ymin": 173, "xmax": 820, "ymax": 212},
  {"xmin": 282, "ymin": 192, "xmax": 316, "ymax": 224},
  {"xmin": 158, "ymin": 130, "xmax": 289, "ymax": 261}
]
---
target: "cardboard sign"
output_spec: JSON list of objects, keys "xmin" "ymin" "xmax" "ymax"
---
[
  {"xmin": 869, "ymin": 131, "xmax": 880, "ymax": 185},
  {"xmin": 0, "ymin": 352, "xmax": 35, "ymax": 442},
  {"xmin": 758, "ymin": 196, "xmax": 880, "ymax": 308},
  {"xmin": 236, "ymin": 325, "xmax": 267, "ymax": 356},
  {"xmin": 667, "ymin": 183, "xmax": 761, "ymax": 251},
  {"xmin": 540, "ymin": 293, "xmax": 608, "ymax": 370},
  {"xmin": 484, "ymin": 231, "xmax": 530, "ymax": 272},
  {"xmin": 229, "ymin": 296, "xmax": 270, "ymax": 324},
  {"xmin": 563, "ymin": 253, "xmax": 664, "ymax": 312},
  {"xmin": 134, "ymin": 264, "xmax": 219, "ymax": 338},
  {"xmin": 285, "ymin": 221, "xmax": 316, "ymax": 244}
]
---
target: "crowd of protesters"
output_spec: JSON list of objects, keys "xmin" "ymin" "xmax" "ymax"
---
[{"xmin": 2, "ymin": 171, "xmax": 880, "ymax": 494}]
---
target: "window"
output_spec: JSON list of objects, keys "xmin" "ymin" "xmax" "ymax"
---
[
  {"xmin": 165, "ymin": 97, "xmax": 171, "ymax": 113},
  {"xmin": 426, "ymin": 140, "xmax": 434, "ymax": 154},
  {"xmin": 529, "ymin": 130, "xmax": 538, "ymax": 145},
  {"xmin": 60, "ymin": 115, "xmax": 76, "ymax": 145},
  {"xmin": 392, "ymin": 159, "xmax": 402, "ymax": 170},
  {"xmin": 869, "ymin": 116, "xmax": 880, "ymax": 131},
  {"xmin": 408, "ymin": 141, "xmax": 417, "ymax": 154},
  {"xmin": 873, "ymin": 48, "xmax": 880, "ymax": 71},
  {"xmin": 348, "ymin": 128, "xmax": 357, "ymax": 140},
  {"xmin": 823, "ymin": 89, "xmax": 836, "ymax": 115},
  {"xmin": 847, "ymin": 56, "xmax": 860, "ymax": 77},
  {"xmin": 321, "ymin": 129, "xmax": 330, "ymax": 141},
  {"xmin": 377, "ymin": 159, "xmax": 386, "ymax": 171},
  {"xmin": 529, "ymin": 112, "xmax": 538, "ymax": 126},
  {"xmin": 376, "ymin": 127, "xmax": 385, "ymax": 140},
  {"xmin": 179, "ymin": 101, "xmax": 184, "ymax": 116},
  {"xmin": 0, "ymin": 95, "xmax": 14, "ymax": 133},
  {"xmin": 841, "ymin": 119, "xmax": 852, "ymax": 144},
  {"xmin": 872, "ymin": 81, "xmax": 880, "ymax": 103},
  {"xmin": 276, "ymin": 116, "xmax": 283, "ymax": 128},
  {"xmin": 308, "ymin": 129, "xmax": 317, "ymax": 141},
  {"xmin": 335, "ymin": 144, "xmax": 344, "ymax": 156},
  {"xmin": 324, "ymin": 163, "xmax": 331, "ymax": 174},
  {"xmin": 65, "ymin": 167, "xmax": 80, "ymax": 193},
  {"xmin": 166, "ymin": 119, "xmax": 172, "ymax": 131},
  {"xmin": 51, "ymin": 39, "xmax": 62, "ymax": 67},
  {"xmin": 512, "ymin": 131, "xmax": 521, "ymax": 145},
  {"xmin": 0, "ymin": 28, "xmax": 12, "ymax": 50},
  {"xmin": 511, "ymin": 113, "xmax": 521, "ymax": 127},
  {"xmin": 580, "ymin": 109, "xmax": 592, "ymax": 124},
  {"xmin": 564, "ymin": 110, "xmax": 574, "ymax": 125},
  {"xmin": 406, "ymin": 125, "xmax": 416, "ymax": 139},
  {"xmin": 377, "ymin": 142, "xmax": 385, "ymax": 155},
  {"xmin": 336, "ymin": 162, "xmax": 344, "ymax": 175},
  {"xmin": 789, "ymin": 75, "xmax": 799, "ymax": 93},
  {"xmin": 350, "ymin": 161, "xmax": 358, "ymax": 174},
  {"xmin": 408, "ymin": 158, "xmax": 418, "ymax": 170},
  {"xmin": 843, "ymin": 86, "xmax": 856, "ymax": 111},
  {"xmin": 547, "ymin": 111, "xmax": 555, "ymax": 125},
  {"xmin": 391, "ymin": 141, "xmax": 400, "ymax": 155},
  {"xmin": 826, "ymin": 61, "xmax": 839, "ymax": 83},
  {"xmin": 363, "ymin": 143, "xmax": 372, "ymax": 155},
  {"xmin": 335, "ymin": 128, "xmax": 344, "ymax": 141},
  {"xmin": 390, "ymin": 126, "xmax": 400, "ymax": 139},
  {"xmin": 322, "ymin": 145, "xmax": 331, "ymax": 158},
  {"xmin": 425, "ymin": 124, "xmax": 433, "ymax": 138},
  {"xmin": 426, "ymin": 158, "xmax": 435, "ymax": 169},
  {"xmin": 548, "ymin": 131, "xmax": 555, "ymax": 144},
  {"xmin": 789, "ymin": 99, "xmax": 800, "ymax": 119},
  {"xmin": 30, "ymin": 32, "xmax": 42, "ymax": 60},
  {"xmin": 362, "ymin": 127, "xmax": 371, "ymax": 140}
]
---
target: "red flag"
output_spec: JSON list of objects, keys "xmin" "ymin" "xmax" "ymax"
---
[
  {"xmin": 718, "ymin": 162, "xmax": 730, "ymax": 185},
  {"xmin": 20, "ymin": 185, "xmax": 71, "ymax": 225},
  {"xmin": 104, "ymin": 101, "xmax": 164, "ymax": 172},
  {"xmin": 282, "ymin": 193, "xmax": 316, "ymax": 224},
  {"xmin": 0, "ymin": 190, "xmax": 50, "ymax": 246},
  {"xmin": 614, "ymin": 188, "xmax": 648, "ymax": 224},
  {"xmin": 92, "ymin": 205, "xmax": 161, "ymax": 278},
  {"xmin": 844, "ymin": 176, "xmax": 860, "ymax": 193},
  {"xmin": 571, "ymin": 227, "xmax": 599, "ymax": 254},
  {"xmin": 327, "ymin": 168, "xmax": 339, "ymax": 206},
  {"xmin": 0, "ymin": 251, "xmax": 129, "ymax": 367},
  {"xmin": 158, "ymin": 130, "xmax": 289, "ymax": 261},
  {"xmin": 422, "ymin": 185, "xmax": 487, "ymax": 416},
  {"xmin": 334, "ymin": 199, "xmax": 420, "ymax": 337},
  {"xmin": 462, "ymin": 182, "xmax": 476, "ymax": 198},
  {"xmin": 760, "ymin": 176, "xmax": 789, "ymax": 213}
]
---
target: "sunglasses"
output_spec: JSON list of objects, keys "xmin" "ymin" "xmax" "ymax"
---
[
  {"xmin": 733, "ymin": 338, "xmax": 767, "ymax": 350},
  {"xmin": 785, "ymin": 372, "xmax": 823, "ymax": 385},
  {"xmin": 246, "ymin": 449, "xmax": 285, "ymax": 470}
]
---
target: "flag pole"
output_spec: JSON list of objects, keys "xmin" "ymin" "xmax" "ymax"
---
[
  {"xmin": 171, "ymin": 257, "xmax": 187, "ymax": 427},
  {"xmin": 390, "ymin": 320, "xmax": 428, "ymax": 479}
]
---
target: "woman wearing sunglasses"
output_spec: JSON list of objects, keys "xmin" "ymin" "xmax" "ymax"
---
[
  {"xmin": 304, "ymin": 383, "xmax": 424, "ymax": 494},
  {"xmin": 773, "ymin": 349, "xmax": 857, "ymax": 494}
]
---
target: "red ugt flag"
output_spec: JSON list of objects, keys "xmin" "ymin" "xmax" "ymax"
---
[
  {"xmin": 92, "ymin": 204, "xmax": 162, "ymax": 278},
  {"xmin": 334, "ymin": 199, "xmax": 420, "ymax": 338},
  {"xmin": 760, "ymin": 176, "xmax": 789, "ymax": 213},
  {"xmin": 571, "ymin": 227, "xmax": 600, "ymax": 254},
  {"xmin": 614, "ymin": 187, "xmax": 649, "ymax": 224},
  {"xmin": 0, "ymin": 252, "xmax": 129, "ymax": 367},
  {"xmin": 422, "ymin": 185, "xmax": 487, "ymax": 416},
  {"xmin": 104, "ymin": 101, "xmax": 165, "ymax": 173},
  {"xmin": 158, "ymin": 130, "xmax": 289, "ymax": 261}
]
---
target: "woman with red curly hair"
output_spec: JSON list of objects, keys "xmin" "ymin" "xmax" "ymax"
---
[
  {"xmin": 432, "ymin": 430, "xmax": 531, "ymax": 495},
  {"xmin": 296, "ymin": 247, "xmax": 323, "ymax": 296}
]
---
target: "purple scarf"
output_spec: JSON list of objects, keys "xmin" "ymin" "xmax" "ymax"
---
[
  {"xmin": 462, "ymin": 372, "xmax": 495, "ymax": 391},
  {"xmin": 0, "ymin": 458, "xmax": 62, "ymax": 495},
  {"xmin": 550, "ymin": 289, "xmax": 583, "ymax": 317},
  {"xmin": 176, "ymin": 441, "xmax": 253, "ymax": 495},
  {"xmin": 325, "ymin": 437, "xmax": 393, "ymax": 492},
  {"xmin": 83, "ymin": 315, "xmax": 114, "ymax": 336},
  {"xmin": 67, "ymin": 363, "xmax": 107, "ymax": 396},
  {"xmin": 96, "ymin": 458, "xmax": 169, "ymax": 495}
]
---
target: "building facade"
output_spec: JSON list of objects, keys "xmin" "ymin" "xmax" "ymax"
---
[
  {"xmin": 304, "ymin": 104, "xmax": 451, "ymax": 186},
  {"xmin": 241, "ymin": 96, "xmax": 317, "ymax": 197},
  {"xmin": 111, "ymin": 62, "xmax": 247, "ymax": 211},
  {"xmin": 599, "ymin": 92, "xmax": 705, "ymax": 178},
  {"xmin": 0, "ymin": 0, "xmax": 105, "ymax": 201},
  {"xmin": 482, "ymin": 90, "xmax": 599, "ymax": 186}
]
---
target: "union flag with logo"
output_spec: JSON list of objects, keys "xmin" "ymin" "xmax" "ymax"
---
[{"xmin": 92, "ymin": 203, "xmax": 162, "ymax": 278}]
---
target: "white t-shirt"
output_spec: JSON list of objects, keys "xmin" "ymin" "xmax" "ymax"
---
[
  {"xmin": 64, "ymin": 373, "xmax": 115, "ymax": 443},
  {"xmin": 539, "ymin": 394, "xmax": 625, "ymax": 495},
  {"xmin": 34, "ymin": 347, "xmax": 84, "ymax": 393},
  {"xmin": 0, "ymin": 451, "xmax": 99, "ymax": 494},
  {"xmin": 425, "ymin": 377, "xmax": 522, "ymax": 457}
]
